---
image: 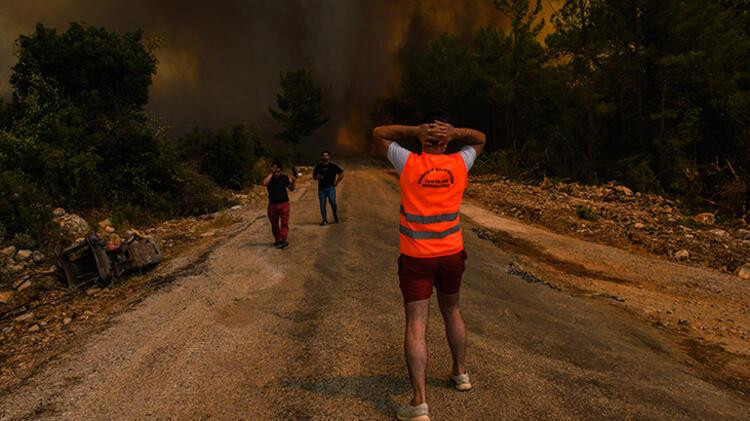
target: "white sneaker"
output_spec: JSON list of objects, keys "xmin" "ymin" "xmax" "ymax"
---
[
  {"xmin": 396, "ymin": 402, "xmax": 430, "ymax": 421},
  {"xmin": 451, "ymin": 372, "xmax": 472, "ymax": 391}
]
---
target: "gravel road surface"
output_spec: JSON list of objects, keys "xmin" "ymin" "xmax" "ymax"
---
[{"xmin": 1, "ymin": 169, "xmax": 748, "ymax": 420}]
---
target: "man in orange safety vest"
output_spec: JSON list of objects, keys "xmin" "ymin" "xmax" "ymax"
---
[{"xmin": 373, "ymin": 115, "xmax": 486, "ymax": 421}]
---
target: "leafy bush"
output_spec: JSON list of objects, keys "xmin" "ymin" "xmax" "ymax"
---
[
  {"xmin": 177, "ymin": 125, "xmax": 270, "ymax": 190},
  {"xmin": 472, "ymin": 150, "xmax": 523, "ymax": 177},
  {"xmin": 0, "ymin": 169, "xmax": 52, "ymax": 240},
  {"xmin": 11, "ymin": 22, "xmax": 156, "ymax": 118},
  {"xmin": 170, "ymin": 168, "xmax": 236, "ymax": 216},
  {"xmin": 11, "ymin": 233, "xmax": 36, "ymax": 250},
  {"xmin": 576, "ymin": 205, "xmax": 599, "ymax": 222},
  {"xmin": 111, "ymin": 166, "xmax": 233, "ymax": 226}
]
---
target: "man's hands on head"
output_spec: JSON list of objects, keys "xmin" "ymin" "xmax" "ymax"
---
[
  {"xmin": 262, "ymin": 164, "xmax": 279, "ymax": 186},
  {"xmin": 417, "ymin": 120, "xmax": 458, "ymax": 150},
  {"xmin": 427, "ymin": 121, "xmax": 487, "ymax": 154},
  {"xmin": 433, "ymin": 121, "xmax": 459, "ymax": 146},
  {"xmin": 373, "ymin": 122, "xmax": 485, "ymax": 155}
]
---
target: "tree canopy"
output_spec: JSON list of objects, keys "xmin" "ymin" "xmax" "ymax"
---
[
  {"xmin": 269, "ymin": 69, "xmax": 329, "ymax": 155},
  {"xmin": 11, "ymin": 22, "xmax": 157, "ymax": 117},
  {"xmin": 386, "ymin": 0, "xmax": 750, "ymax": 214},
  {"xmin": 0, "ymin": 22, "xmax": 262, "ymax": 244}
]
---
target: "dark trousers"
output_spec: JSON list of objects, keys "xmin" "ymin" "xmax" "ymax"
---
[
  {"xmin": 268, "ymin": 201, "xmax": 290, "ymax": 242},
  {"xmin": 318, "ymin": 187, "xmax": 337, "ymax": 221}
]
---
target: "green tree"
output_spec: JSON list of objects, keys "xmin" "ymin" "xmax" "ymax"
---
[
  {"xmin": 398, "ymin": 34, "xmax": 482, "ymax": 123},
  {"xmin": 390, "ymin": 25, "xmax": 557, "ymax": 157},
  {"xmin": 5, "ymin": 22, "xmax": 160, "ymax": 208},
  {"xmin": 269, "ymin": 69, "xmax": 329, "ymax": 157},
  {"xmin": 386, "ymin": 0, "xmax": 750, "ymax": 213},
  {"xmin": 469, "ymin": 27, "xmax": 512, "ymax": 150},
  {"xmin": 493, "ymin": 0, "xmax": 546, "ymax": 149},
  {"xmin": 546, "ymin": 0, "xmax": 601, "ymax": 178},
  {"xmin": 0, "ymin": 22, "xmax": 232, "ymax": 241},
  {"xmin": 0, "ymin": 98, "xmax": 11, "ymax": 130},
  {"xmin": 11, "ymin": 22, "xmax": 156, "ymax": 117}
]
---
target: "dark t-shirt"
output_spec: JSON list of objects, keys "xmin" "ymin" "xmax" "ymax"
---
[
  {"xmin": 313, "ymin": 162, "xmax": 343, "ymax": 190},
  {"xmin": 267, "ymin": 175, "xmax": 291, "ymax": 204}
]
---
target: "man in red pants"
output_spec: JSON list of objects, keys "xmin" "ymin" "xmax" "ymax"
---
[{"xmin": 262, "ymin": 162, "xmax": 296, "ymax": 249}]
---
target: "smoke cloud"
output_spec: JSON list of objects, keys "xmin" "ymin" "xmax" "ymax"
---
[{"xmin": 0, "ymin": 1, "xmax": 554, "ymax": 154}]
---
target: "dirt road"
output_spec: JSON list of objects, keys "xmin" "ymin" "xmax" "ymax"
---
[{"xmin": 1, "ymin": 168, "xmax": 748, "ymax": 420}]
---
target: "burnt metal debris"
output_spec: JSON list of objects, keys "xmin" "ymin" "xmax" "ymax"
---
[{"xmin": 56, "ymin": 233, "xmax": 164, "ymax": 288}]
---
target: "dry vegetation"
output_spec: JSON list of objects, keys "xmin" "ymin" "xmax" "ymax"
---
[{"xmin": 467, "ymin": 175, "xmax": 750, "ymax": 276}]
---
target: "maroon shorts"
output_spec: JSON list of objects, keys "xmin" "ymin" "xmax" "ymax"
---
[{"xmin": 398, "ymin": 250, "xmax": 467, "ymax": 303}]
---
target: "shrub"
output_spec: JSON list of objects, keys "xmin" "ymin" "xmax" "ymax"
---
[
  {"xmin": 177, "ymin": 125, "xmax": 269, "ymax": 190},
  {"xmin": 164, "ymin": 166, "xmax": 235, "ymax": 217},
  {"xmin": 473, "ymin": 150, "xmax": 523, "ymax": 177},
  {"xmin": 576, "ymin": 205, "xmax": 599, "ymax": 221},
  {"xmin": 0, "ymin": 170, "xmax": 52, "ymax": 240},
  {"xmin": 11, "ymin": 233, "xmax": 36, "ymax": 249},
  {"xmin": 111, "ymin": 166, "xmax": 233, "ymax": 226}
]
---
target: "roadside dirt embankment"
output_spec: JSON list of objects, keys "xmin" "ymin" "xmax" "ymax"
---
[{"xmin": 464, "ymin": 176, "xmax": 750, "ymax": 394}]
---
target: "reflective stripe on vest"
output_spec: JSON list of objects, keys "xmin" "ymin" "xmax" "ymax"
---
[
  {"xmin": 399, "ymin": 223, "xmax": 461, "ymax": 239},
  {"xmin": 400, "ymin": 205, "xmax": 459, "ymax": 224}
]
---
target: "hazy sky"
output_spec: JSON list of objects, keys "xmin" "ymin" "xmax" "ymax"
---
[{"xmin": 0, "ymin": 1, "xmax": 555, "ymax": 153}]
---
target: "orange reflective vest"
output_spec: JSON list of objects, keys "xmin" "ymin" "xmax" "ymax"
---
[{"xmin": 399, "ymin": 152, "xmax": 468, "ymax": 258}]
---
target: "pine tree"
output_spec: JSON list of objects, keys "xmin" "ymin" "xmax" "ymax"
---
[
  {"xmin": 269, "ymin": 69, "xmax": 329, "ymax": 157},
  {"xmin": 493, "ymin": 0, "xmax": 546, "ymax": 149}
]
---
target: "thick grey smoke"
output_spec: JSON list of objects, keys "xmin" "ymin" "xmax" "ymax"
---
[{"xmin": 0, "ymin": 0, "xmax": 517, "ymax": 153}]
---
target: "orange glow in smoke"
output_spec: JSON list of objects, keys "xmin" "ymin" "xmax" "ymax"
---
[{"xmin": 336, "ymin": 122, "xmax": 363, "ymax": 154}]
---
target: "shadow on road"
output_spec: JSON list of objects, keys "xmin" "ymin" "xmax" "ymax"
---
[
  {"xmin": 278, "ymin": 375, "xmax": 448, "ymax": 416},
  {"xmin": 238, "ymin": 242, "xmax": 275, "ymax": 249}
]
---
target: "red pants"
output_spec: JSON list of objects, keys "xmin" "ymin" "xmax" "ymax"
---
[
  {"xmin": 398, "ymin": 250, "xmax": 467, "ymax": 303},
  {"xmin": 268, "ymin": 202, "xmax": 290, "ymax": 242}
]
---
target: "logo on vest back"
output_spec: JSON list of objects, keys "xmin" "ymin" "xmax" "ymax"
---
[{"xmin": 417, "ymin": 168, "xmax": 455, "ymax": 189}]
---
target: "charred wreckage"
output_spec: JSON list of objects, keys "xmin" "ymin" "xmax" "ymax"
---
[{"xmin": 56, "ymin": 232, "xmax": 164, "ymax": 288}]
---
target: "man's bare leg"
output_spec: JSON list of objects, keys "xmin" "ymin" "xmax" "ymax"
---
[
  {"xmin": 437, "ymin": 292, "xmax": 466, "ymax": 376},
  {"xmin": 404, "ymin": 299, "xmax": 430, "ymax": 405}
]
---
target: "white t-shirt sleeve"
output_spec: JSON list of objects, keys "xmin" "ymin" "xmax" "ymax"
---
[
  {"xmin": 387, "ymin": 142, "xmax": 411, "ymax": 175},
  {"xmin": 458, "ymin": 146, "xmax": 477, "ymax": 172}
]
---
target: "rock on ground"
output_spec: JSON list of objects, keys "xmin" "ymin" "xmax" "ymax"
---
[
  {"xmin": 0, "ymin": 246, "xmax": 16, "ymax": 258},
  {"xmin": 16, "ymin": 280, "xmax": 32, "ymax": 291},
  {"xmin": 57, "ymin": 214, "xmax": 91, "ymax": 239},
  {"xmin": 674, "ymin": 249, "xmax": 690, "ymax": 260},
  {"xmin": 0, "ymin": 291, "xmax": 13, "ymax": 303},
  {"xmin": 15, "ymin": 250, "xmax": 32, "ymax": 261},
  {"xmin": 32, "ymin": 251, "xmax": 45, "ymax": 264},
  {"xmin": 693, "ymin": 212, "xmax": 716, "ymax": 225},
  {"xmin": 738, "ymin": 263, "xmax": 750, "ymax": 280},
  {"xmin": 466, "ymin": 175, "xmax": 748, "ymax": 275},
  {"xmin": 14, "ymin": 312, "xmax": 34, "ymax": 322}
]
